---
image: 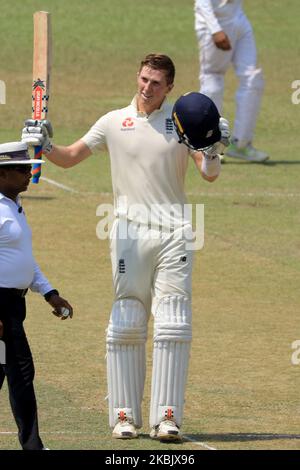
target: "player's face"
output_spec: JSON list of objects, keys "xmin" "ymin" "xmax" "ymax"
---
[{"xmin": 137, "ymin": 66, "xmax": 174, "ymax": 114}]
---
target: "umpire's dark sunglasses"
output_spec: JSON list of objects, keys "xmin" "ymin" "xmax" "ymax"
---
[{"xmin": 3, "ymin": 165, "xmax": 32, "ymax": 174}]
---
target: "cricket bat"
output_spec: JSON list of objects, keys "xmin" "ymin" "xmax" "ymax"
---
[{"xmin": 31, "ymin": 11, "xmax": 52, "ymax": 183}]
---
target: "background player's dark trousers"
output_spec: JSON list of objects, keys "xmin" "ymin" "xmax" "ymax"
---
[{"xmin": 0, "ymin": 289, "xmax": 43, "ymax": 450}]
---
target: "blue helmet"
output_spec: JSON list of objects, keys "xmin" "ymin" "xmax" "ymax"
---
[{"xmin": 172, "ymin": 92, "xmax": 221, "ymax": 151}]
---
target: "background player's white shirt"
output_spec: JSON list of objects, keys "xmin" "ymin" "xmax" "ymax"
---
[
  {"xmin": 195, "ymin": 0, "xmax": 243, "ymax": 34},
  {"xmin": 81, "ymin": 96, "xmax": 191, "ymax": 229}
]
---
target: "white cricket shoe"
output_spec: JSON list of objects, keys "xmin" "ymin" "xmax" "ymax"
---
[
  {"xmin": 226, "ymin": 142, "xmax": 269, "ymax": 162},
  {"xmin": 112, "ymin": 420, "xmax": 138, "ymax": 439},
  {"xmin": 150, "ymin": 420, "xmax": 182, "ymax": 442}
]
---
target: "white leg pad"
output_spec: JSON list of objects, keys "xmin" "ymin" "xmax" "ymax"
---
[
  {"xmin": 106, "ymin": 298, "xmax": 147, "ymax": 428},
  {"xmin": 150, "ymin": 296, "xmax": 192, "ymax": 428}
]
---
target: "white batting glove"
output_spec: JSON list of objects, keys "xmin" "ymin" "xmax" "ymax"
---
[
  {"xmin": 203, "ymin": 117, "xmax": 230, "ymax": 159},
  {"xmin": 21, "ymin": 119, "xmax": 53, "ymax": 154}
]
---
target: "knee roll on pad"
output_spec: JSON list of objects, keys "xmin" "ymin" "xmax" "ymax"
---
[
  {"xmin": 153, "ymin": 295, "xmax": 192, "ymax": 342},
  {"xmin": 150, "ymin": 296, "xmax": 192, "ymax": 427},
  {"xmin": 106, "ymin": 298, "xmax": 148, "ymax": 344},
  {"xmin": 106, "ymin": 299, "xmax": 147, "ymax": 428}
]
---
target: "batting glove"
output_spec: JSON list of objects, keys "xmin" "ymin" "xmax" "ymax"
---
[
  {"xmin": 203, "ymin": 117, "xmax": 230, "ymax": 159},
  {"xmin": 21, "ymin": 119, "xmax": 53, "ymax": 154}
]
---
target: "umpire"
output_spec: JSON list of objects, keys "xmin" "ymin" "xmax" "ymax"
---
[{"xmin": 0, "ymin": 142, "xmax": 73, "ymax": 450}]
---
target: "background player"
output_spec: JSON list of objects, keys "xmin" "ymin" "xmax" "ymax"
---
[{"xmin": 194, "ymin": 0, "xmax": 268, "ymax": 162}]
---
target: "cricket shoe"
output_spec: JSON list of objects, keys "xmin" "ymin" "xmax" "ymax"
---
[
  {"xmin": 112, "ymin": 419, "xmax": 138, "ymax": 439},
  {"xmin": 150, "ymin": 419, "xmax": 182, "ymax": 442},
  {"xmin": 226, "ymin": 142, "xmax": 269, "ymax": 162}
]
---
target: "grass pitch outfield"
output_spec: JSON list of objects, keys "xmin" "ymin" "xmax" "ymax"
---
[{"xmin": 0, "ymin": 0, "xmax": 300, "ymax": 451}]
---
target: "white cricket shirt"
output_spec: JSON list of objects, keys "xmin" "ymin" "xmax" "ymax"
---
[
  {"xmin": 0, "ymin": 193, "xmax": 53, "ymax": 292},
  {"xmin": 195, "ymin": 0, "xmax": 243, "ymax": 34},
  {"xmin": 81, "ymin": 96, "xmax": 191, "ymax": 229}
]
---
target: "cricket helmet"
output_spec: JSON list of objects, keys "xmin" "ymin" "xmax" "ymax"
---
[{"xmin": 172, "ymin": 92, "xmax": 221, "ymax": 151}]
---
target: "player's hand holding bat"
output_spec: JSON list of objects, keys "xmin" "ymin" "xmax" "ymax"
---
[{"xmin": 21, "ymin": 119, "xmax": 53, "ymax": 154}]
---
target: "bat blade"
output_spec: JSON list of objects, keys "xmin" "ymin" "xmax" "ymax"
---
[{"xmin": 31, "ymin": 11, "xmax": 52, "ymax": 184}]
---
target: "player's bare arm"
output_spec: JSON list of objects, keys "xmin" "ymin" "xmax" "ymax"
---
[
  {"xmin": 191, "ymin": 151, "xmax": 220, "ymax": 182},
  {"xmin": 46, "ymin": 140, "xmax": 92, "ymax": 168},
  {"xmin": 21, "ymin": 119, "xmax": 92, "ymax": 168}
]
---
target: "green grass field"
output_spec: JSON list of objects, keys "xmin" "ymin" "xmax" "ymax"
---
[{"xmin": 1, "ymin": 0, "xmax": 300, "ymax": 450}]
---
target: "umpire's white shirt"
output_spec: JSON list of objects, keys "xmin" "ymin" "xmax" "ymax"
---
[
  {"xmin": 0, "ymin": 193, "xmax": 53, "ymax": 293},
  {"xmin": 81, "ymin": 96, "xmax": 191, "ymax": 229}
]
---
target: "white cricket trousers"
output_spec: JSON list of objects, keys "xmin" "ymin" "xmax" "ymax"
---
[
  {"xmin": 106, "ymin": 218, "xmax": 194, "ymax": 428},
  {"xmin": 196, "ymin": 11, "xmax": 264, "ymax": 145},
  {"xmin": 109, "ymin": 218, "xmax": 194, "ymax": 313}
]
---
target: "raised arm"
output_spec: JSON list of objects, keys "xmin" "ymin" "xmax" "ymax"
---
[
  {"xmin": 46, "ymin": 139, "xmax": 92, "ymax": 168},
  {"xmin": 22, "ymin": 119, "xmax": 92, "ymax": 168}
]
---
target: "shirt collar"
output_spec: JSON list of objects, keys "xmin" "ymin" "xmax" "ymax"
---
[
  {"xmin": 0, "ymin": 192, "xmax": 21, "ymax": 205},
  {"xmin": 131, "ymin": 94, "xmax": 168, "ymax": 118}
]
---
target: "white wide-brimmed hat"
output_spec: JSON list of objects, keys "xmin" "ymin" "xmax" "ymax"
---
[{"xmin": 0, "ymin": 142, "xmax": 45, "ymax": 165}]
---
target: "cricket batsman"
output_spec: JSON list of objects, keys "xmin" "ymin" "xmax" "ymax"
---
[{"xmin": 22, "ymin": 53, "xmax": 230, "ymax": 441}]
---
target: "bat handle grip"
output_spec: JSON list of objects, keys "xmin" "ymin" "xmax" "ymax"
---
[{"xmin": 31, "ymin": 145, "xmax": 43, "ymax": 184}]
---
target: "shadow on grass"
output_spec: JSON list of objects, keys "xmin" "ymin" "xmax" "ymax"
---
[
  {"xmin": 137, "ymin": 433, "xmax": 184, "ymax": 445},
  {"xmin": 223, "ymin": 160, "xmax": 300, "ymax": 165},
  {"xmin": 22, "ymin": 195, "xmax": 56, "ymax": 200},
  {"xmin": 184, "ymin": 433, "xmax": 300, "ymax": 442}
]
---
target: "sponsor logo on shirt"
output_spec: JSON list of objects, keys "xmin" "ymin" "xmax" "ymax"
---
[{"xmin": 121, "ymin": 117, "xmax": 135, "ymax": 131}]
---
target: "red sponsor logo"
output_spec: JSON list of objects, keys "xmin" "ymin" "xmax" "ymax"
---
[
  {"xmin": 33, "ymin": 86, "xmax": 43, "ymax": 119},
  {"xmin": 122, "ymin": 117, "xmax": 134, "ymax": 127}
]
